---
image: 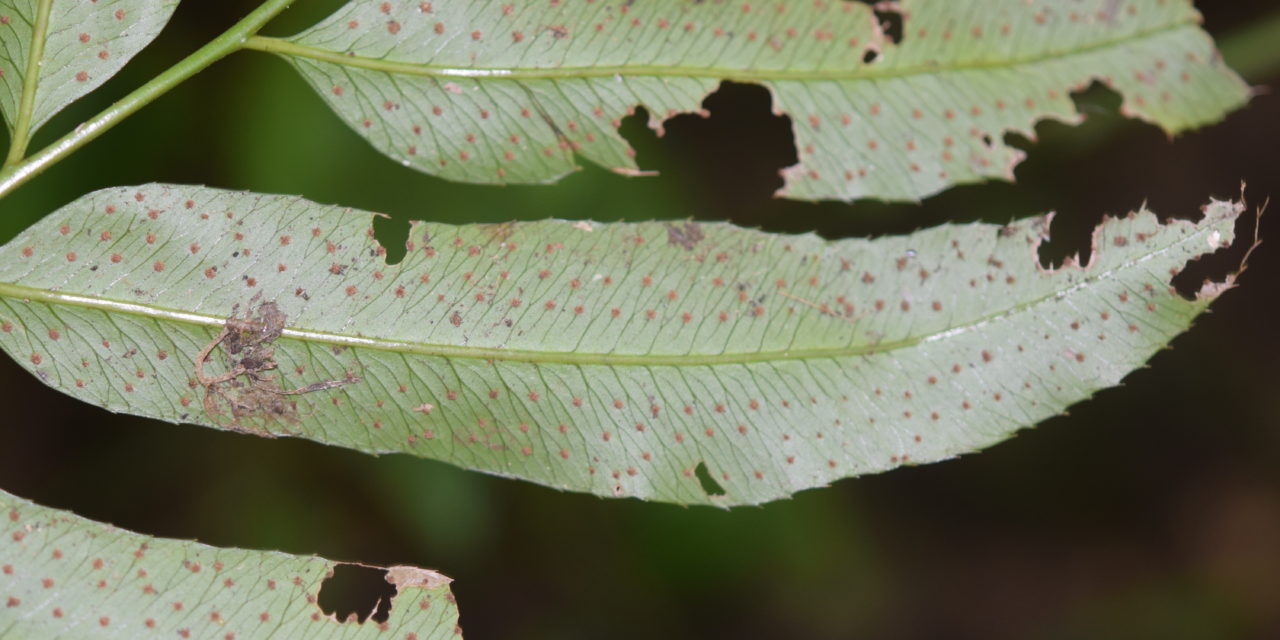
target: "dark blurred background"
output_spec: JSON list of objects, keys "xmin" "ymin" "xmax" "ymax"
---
[{"xmin": 2, "ymin": 2, "xmax": 1279, "ymax": 638}]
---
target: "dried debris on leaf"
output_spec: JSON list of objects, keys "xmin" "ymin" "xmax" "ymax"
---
[
  {"xmin": 194, "ymin": 296, "xmax": 357, "ymax": 433},
  {"xmin": 665, "ymin": 221, "xmax": 704, "ymax": 251}
]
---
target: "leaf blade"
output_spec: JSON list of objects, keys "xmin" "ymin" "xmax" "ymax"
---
[
  {"xmin": 252, "ymin": 0, "xmax": 1249, "ymax": 201},
  {"xmin": 0, "ymin": 489, "xmax": 461, "ymax": 639},
  {"xmin": 0, "ymin": 185, "xmax": 1244, "ymax": 505},
  {"xmin": 0, "ymin": 0, "xmax": 179, "ymax": 142}
]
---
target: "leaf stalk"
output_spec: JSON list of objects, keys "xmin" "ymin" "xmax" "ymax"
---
[{"xmin": 0, "ymin": 0, "xmax": 295, "ymax": 201}]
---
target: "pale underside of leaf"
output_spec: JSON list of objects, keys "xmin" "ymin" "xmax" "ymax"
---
[
  {"xmin": 0, "ymin": 185, "xmax": 1243, "ymax": 506},
  {"xmin": 0, "ymin": 489, "xmax": 461, "ymax": 639},
  {"xmin": 0, "ymin": 0, "xmax": 178, "ymax": 139},
  {"xmin": 249, "ymin": 0, "xmax": 1250, "ymax": 202}
]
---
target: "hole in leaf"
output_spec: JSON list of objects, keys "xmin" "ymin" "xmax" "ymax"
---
[
  {"xmin": 1037, "ymin": 207, "xmax": 1103, "ymax": 270},
  {"xmin": 1070, "ymin": 80, "xmax": 1125, "ymax": 120},
  {"xmin": 623, "ymin": 82, "xmax": 795, "ymax": 226},
  {"xmin": 373, "ymin": 215, "xmax": 409, "ymax": 266},
  {"xmin": 616, "ymin": 106, "xmax": 661, "ymax": 161},
  {"xmin": 1170, "ymin": 205, "xmax": 1260, "ymax": 299},
  {"xmin": 862, "ymin": 48, "xmax": 880, "ymax": 64},
  {"xmin": 694, "ymin": 462, "xmax": 726, "ymax": 497},
  {"xmin": 847, "ymin": 0, "xmax": 904, "ymax": 44},
  {"xmin": 873, "ymin": 7, "xmax": 904, "ymax": 44},
  {"xmin": 318, "ymin": 564, "xmax": 397, "ymax": 624}
]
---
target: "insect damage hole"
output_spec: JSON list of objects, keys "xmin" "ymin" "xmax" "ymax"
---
[
  {"xmin": 194, "ymin": 296, "xmax": 358, "ymax": 432},
  {"xmin": 1171, "ymin": 197, "xmax": 1263, "ymax": 299},
  {"xmin": 694, "ymin": 461, "xmax": 726, "ymax": 497},
  {"xmin": 1070, "ymin": 80, "xmax": 1125, "ymax": 122},
  {"xmin": 848, "ymin": 1, "xmax": 904, "ymax": 44},
  {"xmin": 1036, "ymin": 207, "xmax": 1103, "ymax": 270},
  {"xmin": 373, "ymin": 213, "xmax": 409, "ymax": 265},
  {"xmin": 632, "ymin": 83, "xmax": 795, "ymax": 226},
  {"xmin": 318, "ymin": 564, "xmax": 397, "ymax": 623}
]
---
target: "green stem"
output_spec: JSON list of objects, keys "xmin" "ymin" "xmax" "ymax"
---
[
  {"xmin": 0, "ymin": 0, "xmax": 295, "ymax": 201},
  {"xmin": 3, "ymin": 0, "xmax": 55, "ymax": 167}
]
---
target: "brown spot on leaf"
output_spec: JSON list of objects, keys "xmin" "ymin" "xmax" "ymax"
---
[{"xmin": 665, "ymin": 221, "xmax": 705, "ymax": 250}]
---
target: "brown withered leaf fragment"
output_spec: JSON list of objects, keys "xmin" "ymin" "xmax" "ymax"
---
[{"xmin": 194, "ymin": 297, "xmax": 357, "ymax": 433}]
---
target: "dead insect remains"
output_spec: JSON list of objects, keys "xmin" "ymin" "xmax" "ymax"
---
[{"xmin": 194, "ymin": 296, "xmax": 358, "ymax": 433}]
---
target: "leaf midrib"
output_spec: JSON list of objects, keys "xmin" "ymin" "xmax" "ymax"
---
[
  {"xmin": 0, "ymin": 223, "xmax": 1204, "ymax": 367},
  {"xmin": 3, "ymin": 0, "xmax": 53, "ymax": 160},
  {"xmin": 244, "ymin": 19, "xmax": 1189, "ymax": 82}
]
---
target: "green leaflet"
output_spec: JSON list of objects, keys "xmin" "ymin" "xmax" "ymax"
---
[
  {"xmin": 245, "ymin": 0, "xmax": 1249, "ymax": 202},
  {"xmin": 0, "ymin": 0, "xmax": 179, "ymax": 141},
  {"xmin": 0, "ymin": 489, "xmax": 461, "ymax": 639},
  {"xmin": 0, "ymin": 185, "xmax": 1244, "ymax": 505}
]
